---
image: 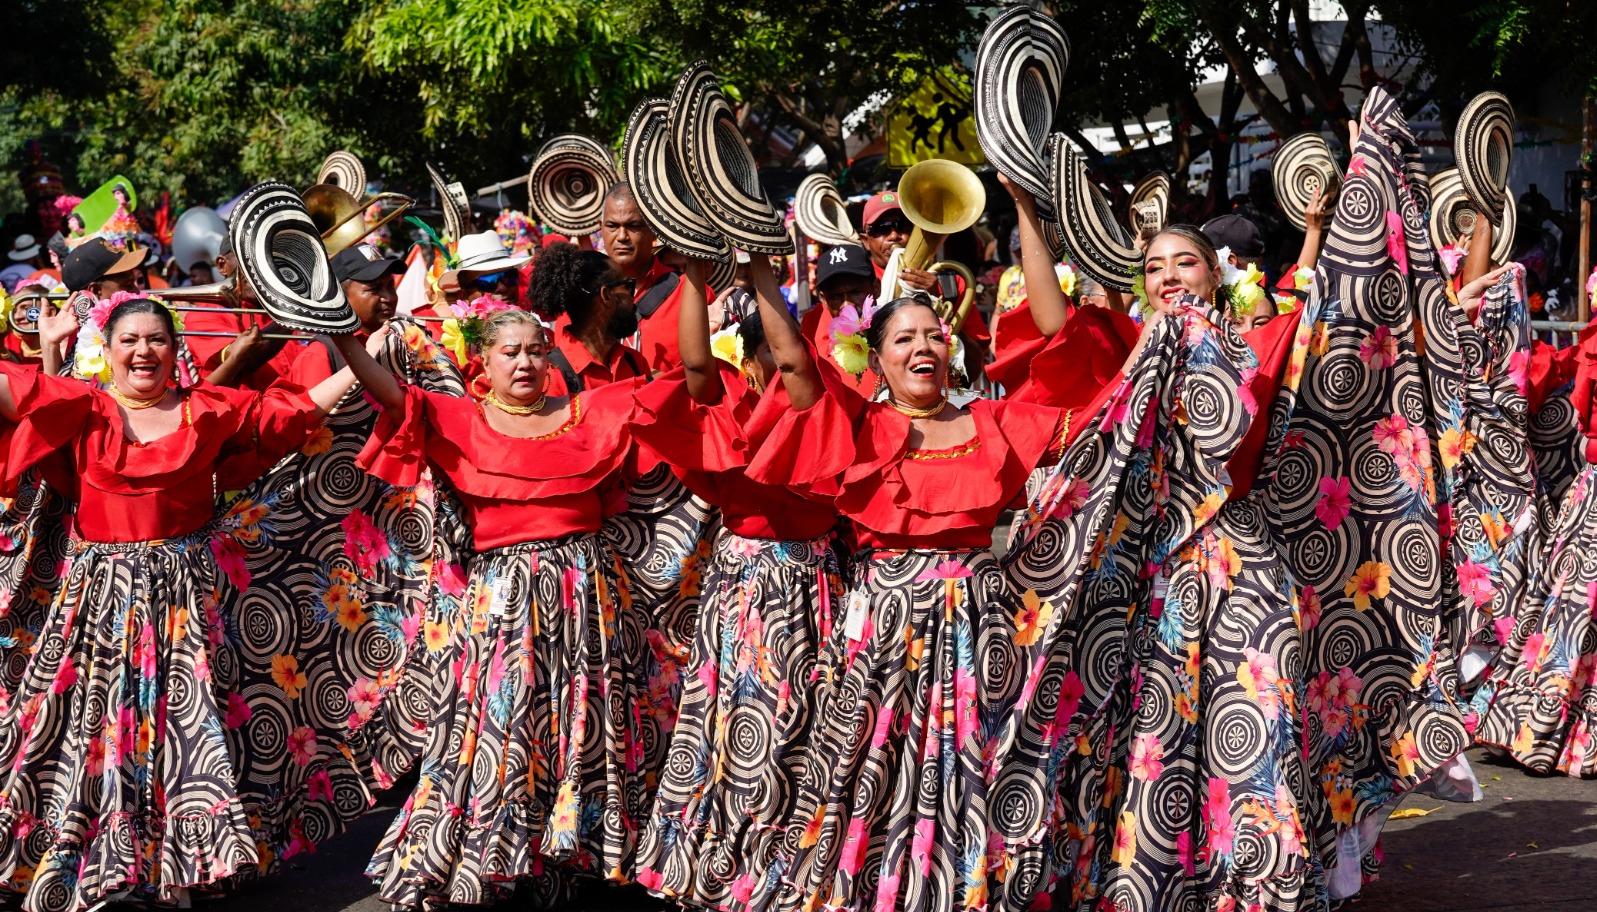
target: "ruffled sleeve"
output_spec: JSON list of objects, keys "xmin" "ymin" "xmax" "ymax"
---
[
  {"xmin": 0, "ymin": 362, "xmax": 93, "ymax": 495},
  {"xmin": 986, "ymin": 300, "xmax": 1053, "ymax": 391},
  {"xmin": 1010, "ymin": 306, "xmax": 1139, "ymax": 425},
  {"xmin": 631, "ymin": 363, "xmax": 755, "ymax": 473},
  {"xmin": 745, "ymin": 356, "xmax": 864, "ymax": 491},
  {"xmin": 209, "ymin": 384, "xmax": 328, "ymax": 490},
  {"xmin": 357, "ymin": 384, "xmax": 435, "ymax": 489}
]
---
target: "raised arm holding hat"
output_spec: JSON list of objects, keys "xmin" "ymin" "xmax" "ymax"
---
[{"xmin": 279, "ymin": 243, "xmax": 406, "ymax": 389}]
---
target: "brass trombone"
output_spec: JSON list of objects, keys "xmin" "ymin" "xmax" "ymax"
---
[{"xmin": 302, "ymin": 184, "xmax": 415, "ymax": 256}]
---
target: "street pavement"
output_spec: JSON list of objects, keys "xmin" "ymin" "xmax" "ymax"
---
[{"xmin": 218, "ymin": 749, "xmax": 1594, "ymax": 912}]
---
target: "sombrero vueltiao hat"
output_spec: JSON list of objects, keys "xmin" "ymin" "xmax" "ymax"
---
[
  {"xmin": 1454, "ymin": 91, "xmax": 1515, "ymax": 227},
  {"xmin": 229, "ymin": 181, "xmax": 356, "ymax": 333},
  {"xmin": 793, "ymin": 173, "xmax": 859, "ymax": 247},
  {"xmin": 426, "ymin": 162, "xmax": 473, "ymax": 244},
  {"xmin": 974, "ymin": 5, "xmax": 1069, "ymax": 220},
  {"xmin": 1428, "ymin": 166, "xmax": 1515, "ymax": 266},
  {"xmin": 1271, "ymin": 133, "xmax": 1340, "ymax": 232},
  {"xmin": 1127, "ymin": 171, "xmax": 1170, "ymax": 236},
  {"xmin": 623, "ymin": 97, "xmax": 731, "ymax": 262},
  {"xmin": 1048, "ymin": 134, "xmax": 1137, "ymax": 292},
  {"xmin": 317, "ymin": 151, "xmax": 366, "ymax": 193},
  {"xmin": 708, "ymin": 253, "xmax": 738, "ymax": 293},
  {"xmin": 526, "ymin": 134, "xmax": 619, "ymax": 236},
  {"xmin": 669, "ymin": 63, "xmax": 793, "ymax": 255}
]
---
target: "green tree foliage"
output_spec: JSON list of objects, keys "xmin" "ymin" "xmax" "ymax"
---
[{"xmin": 1, "ymin": 0, "xmax": 1590, "ymax": 217}]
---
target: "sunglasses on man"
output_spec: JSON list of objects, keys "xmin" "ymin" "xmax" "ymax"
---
[
  {"xmin": 470, "ymin": 271, "xmax": 519, "ymax": 291},
  {"xmin": 866, "ymin": 216, "xmax": 913, "ymax": 237},
  {"xmin": 594, "ymin": 277, "xmax": 637, "ymax": 297}
]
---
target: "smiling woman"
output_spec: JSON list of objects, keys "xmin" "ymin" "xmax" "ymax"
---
[{"xmin": 0, "ymin": 317, "xmax": 380, "ymax": 912}]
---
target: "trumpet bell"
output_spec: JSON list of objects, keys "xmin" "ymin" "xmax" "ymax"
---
[
  {"xmin": 898, "ymin": 159, "xmax": 986, "ymax": 239},
  {"xmin": 303, "ymin": 183, "xmax": 415, "ymax": 256}
]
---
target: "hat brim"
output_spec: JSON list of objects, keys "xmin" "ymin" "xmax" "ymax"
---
[
  {"xmin": 427, "ymin": 162, "xmax": 470, "ymax": 243},
  {"xmin": 456, "ymin": 253, "xmax": 533, "ymax": 277},
  {"xmin": 317, "ymin": 151, "xmax": 366, "ymax": 194},
  {"xmin": 1455, "ymin": 91, "xmax": 1515, "ymax": 227},
  {"xmin": 708, "ymin": 255, "xmax": 738, "ymax": 293},
  {"xmin": 1428, "ymin": 167, "xmax": 1514, "ymax": 265},
  {"xmin": 342, "ymin": 256, "xmax": 406, "ymax": 284},
  {"xmin": 8, "ymin": 246, "xmax": 40, "ymax": 262},
  {"xmin": 670, "ymin": 63, "xmax": 793, "ymax": 255},
  {"xmin": 1049, "ymin": 134, "xmax": 1137, "ymax": 292},
  {"xmin": 1272, "ymin": 133, "xmax": 1340, "ymax": 232},
  {"xmin": 105, "ymin": 244, "xmax": 148, "ymax": 276},
  {"xmin": 623, "ymin": 97, "xmax": 731, "ymax": 262},
  {"xmin": 1127, "ymin": 171, "xmax": 1170, "ymax": 235},
  {"xmin": 975, "ymin": 6, "xmax": 1069, "ymax": 222},
  {"xmin": 229, "ymin": 182, "xmax": 357, "ymax": 334},
  {"xmin": 794, "ymin": 173, "xmax": 859, "ymax": 247},
  {"xmin": 527, "ymin": 141, "xmax": 618, "ymax": 236}
]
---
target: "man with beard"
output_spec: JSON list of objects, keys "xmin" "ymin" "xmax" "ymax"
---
[
  {"xmin": 599, "ymin": 182, "xmax": 706, "ymax": 371},
  {"xmin": 533, "ymin": 241, "xmax": 647, "ymax": 397}
]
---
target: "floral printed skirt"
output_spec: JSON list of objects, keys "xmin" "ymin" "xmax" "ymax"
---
[
  {"xmin": 0, "ymin": 531, "xmax": 363, "ymax": 912},
  {"xmin": 751, "ymin": 547, "xmax": 1023, "ymax": 912},
  {"xmin": 365, "ymin": 532, "xmax": 646, "ymax": 909},
  {"xmin": 1477, "ymin": 464, "xmax": 1597, "ymax": 777},
  {"xmin": 633, "ymin": 531, "xmax": 843, "ymax": 909}
]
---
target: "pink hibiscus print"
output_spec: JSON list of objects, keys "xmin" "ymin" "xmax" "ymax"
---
[
  {"xmin": 1358, "ymin": 325, "xmax": 1398, "ymax": 370},
  {"xmin": 224, "ymin": 692, "xmax": 252, "ymax": 728},
  {"xmin": 1456, "ymin": 560, "xmax": 1496, "ymax": 608},
  {"xmin": 911, "ymin": 817, "xmax": 936, "ymax": 875},
  {"xmin": 915, "ymin": 559, "xmax": 974, "ymax": 582},
  {"xmin": 210, "ymin": 535, "xmax": 251, "ymax": 590},
  {"xmin": 1202, "ymin": 777, "xmax": 1235, "ymax": 856},
  {"xmin": 306, "ymin": 768, "xmax": 334, "ymax": 802},
  {"xmin": 1315, "ymin": 476, "xmax": 1352, "ymax": 530},
  {"xmin": 436, "ymin": 561, "xmax": 468, "ymax": 598},
  {"xmin": 287, "ymin": 725, "xmax": 317, "ymax": 765},
  {"xmin": 1129, "ymin": 733, "xmax": 1165, "ymax": 781},
  {"xmin": 342, "ymin": 510, "xmax": 392, "ymax": 574}
]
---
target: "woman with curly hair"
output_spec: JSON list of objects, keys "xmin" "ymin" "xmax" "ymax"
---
[{"xmin": 532, "ymin": 242, "xmax": 649, "ymax": 396}]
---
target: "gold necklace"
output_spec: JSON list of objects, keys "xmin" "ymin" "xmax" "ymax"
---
[
  {"xmin": 889, "ymin": 396, "xmax": 947, "ymax": 420},
  {"xmin": 485, "ymin": 390, "xmax": 546, "ymax": 416},
  {"xmin": 108, "ymin": 386, "xmax": 169, "ymax": 410}
]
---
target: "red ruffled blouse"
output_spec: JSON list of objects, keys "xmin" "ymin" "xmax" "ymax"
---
[
  {"xmin": 632, "ymin": 363, "xmax": 837, "ymax": 541},
  {"xmin": 746, "ymin": 369, "xmax": 1064, "ymax": 551},
  {"xmin": 1534, "ymin": 322, "xmax": 1597, "ymax": 463},
  {"xmin": 357, "ymin": 380, "xmax": 639, "ymax": 549},
  {"xmin": 0, "ymin": 363, "xmax": 324, "ymax": 542}
]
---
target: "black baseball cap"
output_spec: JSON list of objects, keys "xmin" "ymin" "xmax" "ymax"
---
[
  {"xmin": 331, "ymin": 244, "xmax": 405, "ymax": 283},
  {"xmin": 61, "ymin": 238, "xmax": 146, "ymax": 291},
  {"xmin": 814, "ymin": 243, "xmax": 875, "ymax": 291},
  {"xmin": 1202, "ymin": 213, "xmax": 1266, "ymax": 258}
]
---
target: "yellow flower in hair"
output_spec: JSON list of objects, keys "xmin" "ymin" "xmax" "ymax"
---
[
  {"xmin": 710, "ymin": 326, "xmax": 744, "ymax": 369},
  {"xmin": 75, "ymin": 349, "xmax": 110, "ymax": 383},
  {"xmin": 831, "ymin": 332, "xmax": 871, "ymax": 377},
  {"xmin": 439, "ymin": 318, "xmax": 468, "ymax": 366}
]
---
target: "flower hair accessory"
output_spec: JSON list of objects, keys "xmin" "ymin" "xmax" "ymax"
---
[
  {"xmin": 828, "ymin": 295, "xmax": 878, "ymax": 376},
  {"xmin": 438, "ymin": 295, "xmax": 524, "ymax": 365},
  {"xmin": 1215, "ymin": 246, "xmax": 1269, "ymax": 319}
]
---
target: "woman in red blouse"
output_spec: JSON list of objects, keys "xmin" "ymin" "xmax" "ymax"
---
[
  {"xmin": 342, "ymin": 306, "xmax": 648, "ymax": 907},
  {"xmin": 734, "ymin": 241, "xmax": 1076, "ymax": 910},
  {"xmin": 0, "ymin": 298, "xmax": 378, "ymax": 912},
  {"xmin": 629, "ymin": 260, "xmax": 844, "ymax": 908}
]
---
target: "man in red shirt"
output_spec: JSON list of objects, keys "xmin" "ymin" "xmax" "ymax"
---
[
  {"xmin": 278, "ymin": 243, "xmax": 403, "ymax": 389},
  {"xmin": 600, "ymin": 183, "xmax": 705, "ymax": 372}
]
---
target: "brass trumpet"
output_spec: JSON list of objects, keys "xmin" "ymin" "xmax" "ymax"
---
[{"xmin": 890, "ymin": 159, "xmax": 984, "ymax": 333}]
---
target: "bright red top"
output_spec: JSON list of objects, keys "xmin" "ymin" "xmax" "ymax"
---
[
  {"xmin": 356, "ymin": 380, "xmax": 639, "ymax": 549},
  {"xmin": 633, "ymin": 258, "xmax": 686, "ymax": 372},
  {"xmin": 181, "ymin": 302, "xmax": 307, "ymax": 392},
  {"xmin": 747, "ymin": 376, "xmax": 1062, "ymax": 550},
  {"xmin": 633, "ymin": 363, "xmax": 837, "ymax": 541},
  {"xmin": 0, "ymin": 363, "xmax": 324, "ymax": 542}
]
